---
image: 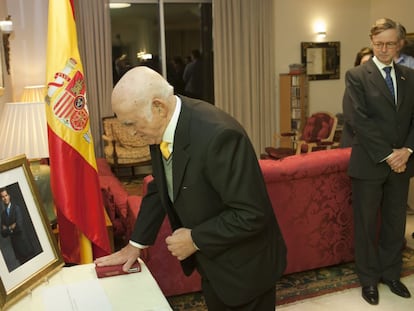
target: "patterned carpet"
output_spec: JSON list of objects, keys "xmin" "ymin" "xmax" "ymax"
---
[{"xmin": 167, "ymin": 247, "xmax": 414, "ymax": 310}]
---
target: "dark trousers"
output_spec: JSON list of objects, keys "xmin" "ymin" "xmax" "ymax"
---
[
  {"xmin": 202, "ymin": 278, "xmax": 276, "ymax": 311},
  {"xmin": 351, "ymin": 173, "xmax": 408, "ymax": 286}
]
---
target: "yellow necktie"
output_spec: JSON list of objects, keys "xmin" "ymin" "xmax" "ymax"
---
[{"xmin": 160, "ymin": 141, "xmax": 171, "ymax": 159}]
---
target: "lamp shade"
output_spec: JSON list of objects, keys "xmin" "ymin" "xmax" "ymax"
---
[
  {"xmin": 20, "ymin": 85, "xmax": 47, "ymax": 102},
  {"xmin": 0, "ymin": 102, "xmax": 49, "ymax": 160}
]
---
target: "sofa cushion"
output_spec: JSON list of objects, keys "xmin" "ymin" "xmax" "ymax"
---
[
  {"xmin": 259, "ymin": 148, "xmax": 351, "ymax": 182},
  {"xmin": 98, "ymin": 175, "xmax": 129, "ymax": 219},
  {"xmin": 101, "ymin": 186, "xmax": 126, "ymax": 238},
  {"xmin": 126, "ymin": 195, "xmax": 142, "ymax": 241}
]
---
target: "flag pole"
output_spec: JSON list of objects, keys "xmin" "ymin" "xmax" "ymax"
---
[{"xmin": 79, "ymin": 232, "xmax": 93, "ymax": 263}]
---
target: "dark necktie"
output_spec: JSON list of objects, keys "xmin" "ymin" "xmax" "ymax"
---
[{"xmin": 383, "ymin": 66, "xmax": 395, "ymax": 101}]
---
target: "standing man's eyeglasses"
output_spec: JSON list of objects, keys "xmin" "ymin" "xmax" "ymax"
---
[{"xmin": 372, "ymin": 41, "xmax": 398, "ymax": 49}]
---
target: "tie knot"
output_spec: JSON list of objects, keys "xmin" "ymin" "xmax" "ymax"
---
[
  {"xmin": 160, "ymin": 141, "xmax": 171, "ymax": 159},
  {"xmin": 383, "ymin": 66, "xmax": 392, "ymax": 74}
]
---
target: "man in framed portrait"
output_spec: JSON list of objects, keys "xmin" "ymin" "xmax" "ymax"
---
[{"xmin": 0, "ymin": 187, "xmax": 34, "ymax": 267}]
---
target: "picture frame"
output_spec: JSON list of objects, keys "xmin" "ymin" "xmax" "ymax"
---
[
  {"xmin": 301, "ymin": 41, "xmax": 340, "ymax": 80},
  {"xmin": 404, "ymin": 32, "xmax": 414, "ymax": 57},
  {"xmin": 0, "ymin": 155, "xmax": 64, "ymax": 310},
  {"xmin": 0, "ymin": 28, "xmax": 4, "ymax": 96}
]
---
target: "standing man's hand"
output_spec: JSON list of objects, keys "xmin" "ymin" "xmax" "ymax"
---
[
  {"xmin": 166, "ymin": 228, "xmax": 198, "ymax": 261},
  {"xmin": 94, "ymin": 243, "xmax": 141, "ymax": 272},
  {"xmin": 386, "ymin": 148, "xmax": 411, "ymax": 173}
]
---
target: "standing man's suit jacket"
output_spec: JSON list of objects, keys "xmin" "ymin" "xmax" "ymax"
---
[
  {"xmin": 130, "ymin": 96, "xmax": 287, "ymax": 306},
  {"xmin": 343, "ymin": 59, "xmax": 414, "ymax": 179}
]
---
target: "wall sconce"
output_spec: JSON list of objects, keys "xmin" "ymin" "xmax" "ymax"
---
[
  {"xmin": 313, "ymin": 20, "xmax": 327, "ymax": 39},
  {"xmin": 137, "ymin": 51, "xmax": 153, "ymax": 60},
  {"xmin": 316, "ymin": 31, "xmax": 327, "ymax": 38},
  {"xmin": 0, "ymin": 15, "xmax": 13, "ymax": 75},
  {"xmin": 109, "ymin": 3, "xmax": 131, "ymax": 9}
]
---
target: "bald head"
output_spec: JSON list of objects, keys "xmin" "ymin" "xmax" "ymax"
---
[
  {"xmin": 112, "ymin": 66, "xmax": 174, "ymax": 121},
  {"xmin": 111, "ymin": 66, "xmax": 176, "ymax": 145}
]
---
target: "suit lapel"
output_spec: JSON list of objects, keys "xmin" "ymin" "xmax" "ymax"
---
[
  {"xmin": 172, "ymin": 99, "xmax": 191, "ymax": 200},
  {"xmin": 395, "ymin": 65, "xmax": 407, "ymax": 109},
  {"xmin": 366, "ymin": 61, "xmax": 396, "ymax": 108},
  {"xmin": 150, "ymin": 145, "xmax": 170, "ymax": 204}
]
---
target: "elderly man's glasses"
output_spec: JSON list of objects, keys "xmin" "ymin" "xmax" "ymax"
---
[{"xmin": 372, "ymin": 41, "xmax": 398, "ymax": 49}]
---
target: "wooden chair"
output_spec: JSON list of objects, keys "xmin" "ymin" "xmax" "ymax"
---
[
  {"xmin": 102, "ymin": 116, "xmax": 151, "ymax": 178},
  {"xmin": 262, "ymin": 112, "xmax": 338, "ymax": 160}
]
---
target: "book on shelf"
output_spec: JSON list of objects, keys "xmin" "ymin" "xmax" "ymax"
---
[
  {"xmin": 291, "ymin": 108, "xmax": 302, "ymax": 119},
  {"xmin": 291, "ymin": 119, "xmax": 301, "ymax": 131},
  {"xmin": 291, "ymin": 98, "xmax": 300, "ymax": 108}
]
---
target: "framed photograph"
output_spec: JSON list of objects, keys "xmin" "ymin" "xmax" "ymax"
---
[
  {"xmin": 301, "ymin": 41, "xmax": 340, "ymax": 80},
  {"xmin": 0, "ymin": 155, "xmax": 64, "ymax": 309},
  {"xmin": 404, "ymin": 32, "xmax": 414, "ymax": 57}
]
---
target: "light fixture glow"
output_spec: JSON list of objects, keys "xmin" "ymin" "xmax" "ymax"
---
[
  {"xmin": 137, "ymin": 51, "xmax": 153, "ymax": 60},
  {"xmin": 109, "ymin": 3, "xmax": 131, "ymax": 9},
  {"xmin": 0, "ymin": 20, "xmax": 13, "ymax": 33},
  {"xmin": 313, "ymin": 20, "xmax": 327, "ymax": 38}
]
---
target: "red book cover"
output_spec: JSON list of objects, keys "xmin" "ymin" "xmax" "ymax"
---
[{"xmin": 95, "ymin": 261, "xmax": 141, "ymax": 278}]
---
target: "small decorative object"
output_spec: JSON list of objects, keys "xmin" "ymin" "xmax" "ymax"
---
[
  {"xmin": 0, "ymin": 155, "xmax": 63, "ymax": 310},
  {"xmin": 289, "ymin": 63, "xmax": 305, "ymax": 75}
]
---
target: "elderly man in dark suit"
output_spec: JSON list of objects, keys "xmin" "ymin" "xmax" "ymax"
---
[
  {"xmin": 96, "ymin": 66, "xmax": 287, "ymax": 310},
  {"xmin": 343, "ymin": 18, "xmax": 414, "ymax": 305}
]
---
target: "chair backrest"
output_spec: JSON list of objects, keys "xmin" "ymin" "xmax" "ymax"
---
[
  {"xmin": 300, "ymin": 112, "xmax": 337, "ymax": 143},
  {"xmin": 103, "ymin": 116, "xmax": 149, "ymax": 148}
]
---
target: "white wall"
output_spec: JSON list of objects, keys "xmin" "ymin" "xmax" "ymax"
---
[
  {"xmin": 0, "ymin": 0, "xmax": 13, "ymax": 107},
  {"xmin": 370, "ymin": 0, "xmax": 414, "ymax": 31},
  {"xmin": 7, "ymin": 0, "xmax": 48, "ymax": 101},
  {"xmin": 274, "ymin": 0, "xmax": 371, "ymax": 120},
  {"xmin": 3, "ymin": 0, "xmax": 414, "ymax": 116},
  {"xmin": 273, "ymin": 0, "xmax": 414, "ymax": 126}
]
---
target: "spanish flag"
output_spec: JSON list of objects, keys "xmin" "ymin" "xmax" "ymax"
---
[{"xmin": 46, "ymin": 0, "xmax": 111, "ymax": 263}]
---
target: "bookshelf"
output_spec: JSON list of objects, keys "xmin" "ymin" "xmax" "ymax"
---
[{"xmin": 279, "ymin": 73, "xmax": 309, "ymax": 148}]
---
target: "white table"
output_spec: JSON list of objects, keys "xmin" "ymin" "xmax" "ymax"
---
[{"xmin": 7, "ymin": 260, "xmax": 172, "ymax": 311}]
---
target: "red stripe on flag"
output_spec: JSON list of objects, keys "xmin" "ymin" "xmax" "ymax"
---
[
  {"xmin": 54, "ymin": 92, "xmax": 74, "ymax": 118},
  {"xmin": 47, "ymin": 127, "xmax": 110, "ymax": 263}
]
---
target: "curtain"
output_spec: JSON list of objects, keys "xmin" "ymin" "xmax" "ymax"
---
[
  {"xmin": 73, "ymin": 0, "xmax": 113, "ymax": 157},
  {"xmin": 213, "ymin": 0, "xmax": 276, "ymax": 156}
]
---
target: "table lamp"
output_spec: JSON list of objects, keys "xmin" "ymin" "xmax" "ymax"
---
[
  {"xmin": 20, "ymin": 85, "xmax": 47, "ymax": 102},
  {"xmin": 0, "ymin": 102, "xmax": 56, "ymax": 225}
]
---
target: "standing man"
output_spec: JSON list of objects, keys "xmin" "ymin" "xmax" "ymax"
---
[
  {"xmin": 183, "ymin": 49, "xmax": 203, "ymax": 100},
  {"xmin": 0, "ymin": 187, "xmax": 34, "ymax": 266},
  {"xmin": 394, "ymin": 24, "xmax": 414, "ymax": 216},
  {"xmin": 96, "ymin": 66, "xmax": 287, "ymax": 310},
  {"xmin": 343, "ymin": 18, "xmax": 414, "ymax": 305}
]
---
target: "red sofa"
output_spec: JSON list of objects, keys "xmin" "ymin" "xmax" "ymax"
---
[
  {"xmin": 261, "ymin": 147, "xmax": 354, "ymax": 275},
  {"xmin": 98, "ymin": 147, "xmax": 354, "ymax": 297},
  {"xmin": 97, "ymin": 158, "xmax": 139, "ymax": 246}
]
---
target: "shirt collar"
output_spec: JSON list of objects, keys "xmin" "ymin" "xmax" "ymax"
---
[
  {"xmin": 162, "ymin": 95, "xmax": 181, "ymax": 146},
  {"xmin": 372, "ymin": 56, "xmax": 394, "ymax": 71}
]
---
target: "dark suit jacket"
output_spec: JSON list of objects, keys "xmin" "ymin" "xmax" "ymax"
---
[
  {"xmin": 1, "ymin": 203, "xmax": 33, "ymax": 261},
  {"xmin": 131, "ymin": 96, "xmax": 287, "ymax": 306},
  {"xmin": 343, "ymin": 59, "xmax": 414, "ymax": 178}
]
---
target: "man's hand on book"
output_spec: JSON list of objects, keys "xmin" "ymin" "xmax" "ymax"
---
[{"xmin": 94, "ymin": 243, "xmax": 141, "ymax": 273}]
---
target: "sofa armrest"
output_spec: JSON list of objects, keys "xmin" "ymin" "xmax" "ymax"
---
[{"xmin": 259, "ymin": 148, "xmax": 351, "ymax": 183}]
